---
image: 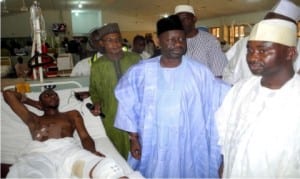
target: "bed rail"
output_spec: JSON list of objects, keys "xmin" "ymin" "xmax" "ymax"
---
[{"xmin": 3, "ymin": 80, "xmax": 83, "ymax": 92}]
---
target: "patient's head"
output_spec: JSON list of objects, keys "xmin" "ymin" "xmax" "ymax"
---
[{"xmin": 39, "ymin": 89, "xmax": 60, "ymax": 109}]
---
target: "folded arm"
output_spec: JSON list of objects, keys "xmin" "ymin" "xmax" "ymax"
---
[{"xmin": 3, "ymin": 90, "xmax": 39, "ymax": 126}]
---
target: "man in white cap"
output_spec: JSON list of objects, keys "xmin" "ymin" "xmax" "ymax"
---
[
  {"xmin": 174, "ymin": 4, "xmax": 228, "ymax": 78},
  {"xmin": 223, "ymin": 0, "xmax": 300, "ymax": 84},
  {"xmin": 215, "ymin": 18, "xmax": 300, "ymax": 177}
]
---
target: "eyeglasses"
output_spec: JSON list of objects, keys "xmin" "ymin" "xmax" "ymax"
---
[{"xmin": 102, "ymin": 38, "xmax": 123, "ymax": 44}]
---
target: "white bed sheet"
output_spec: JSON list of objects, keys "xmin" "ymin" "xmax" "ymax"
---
[{"xmin": 0, "ymin": 87, "xmax": 136, "ymax": 176}]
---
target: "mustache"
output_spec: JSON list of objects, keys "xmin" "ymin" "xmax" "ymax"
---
[
  {"xmin": 248, "ymin": 61, "xmax": 263, "ymax": 65},
  {"xmin": 171, "ymin": 46, "xmax": 186, "ymax": 52}
]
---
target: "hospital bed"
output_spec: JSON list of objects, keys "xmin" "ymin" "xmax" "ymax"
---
[{"xmin": 1, "ymin": 80, "xmax": 142, "ymax": 178}]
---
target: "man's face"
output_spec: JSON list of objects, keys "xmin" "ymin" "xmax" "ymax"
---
[
  {"xmin": 133, "ymin": 40, "xmax": 146, "ymax": 54},
  {"xmin": 91, "ymin": 38, "xmax": 102, "ymax": 51},
  {"xmin": 177, "ymin": 12, "xmax": 196, "ymax": 33},
  {"xmin": 246, "ymin": 41, "xmax": 290, "ymax": 76},
  {"xmin": 100, "ymin": 33, "xmax": 123, "ymax": 55},
  {"xmin": 159, "ymin": 30, "xmax": 187, "ymax": 59},
  {"xmin": 39, "ymin": 89, "xmax": 59, "ymax": 109}
]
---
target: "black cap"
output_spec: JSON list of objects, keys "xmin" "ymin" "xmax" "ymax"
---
[{"xmin": 156, "ymin": 15, "xmax": 184, "ymax": 36}]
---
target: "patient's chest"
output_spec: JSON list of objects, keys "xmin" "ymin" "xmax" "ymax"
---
[{"xmin": 30, "ymin": 114, "xmax": 74, "ymax": 141}]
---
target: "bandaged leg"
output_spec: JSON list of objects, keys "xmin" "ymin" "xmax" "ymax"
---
[
  {"xmin": 70, "ymin": 150, "xmax": 125, "ymax": 178},
  {"xmin": 91, "ymin": 158, "xmax": 125, "ymax": 178},
  {"xmin": 72, "ymin": 158, "xmax": 99, "ymax": 178}
]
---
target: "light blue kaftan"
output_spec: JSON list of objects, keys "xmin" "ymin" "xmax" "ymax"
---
[{"xmin": 114, "ymin": 55, "xmax": 230, "ymax": 178}]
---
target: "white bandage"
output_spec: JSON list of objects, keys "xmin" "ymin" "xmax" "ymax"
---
[
  {"xmin": 92, "ymin": 158, "xmax": 125, "ymax": 179},
  {"xmin": 72, "ymin": 158, "xmax": 100, "ymax": 178}
]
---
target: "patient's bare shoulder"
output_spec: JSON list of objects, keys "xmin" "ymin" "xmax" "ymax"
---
[
  {"xmin": 64, "ymin": 110, "xmax": 83, "ymax": 122},
  {"xmin": 64, "ymin": 110, "xmax": 86, "ymax": 129}
]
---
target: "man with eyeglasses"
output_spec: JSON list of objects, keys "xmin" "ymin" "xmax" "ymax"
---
[{"xmin": 88, "ymin": 23, "xmax": 141, "ymax": 159}]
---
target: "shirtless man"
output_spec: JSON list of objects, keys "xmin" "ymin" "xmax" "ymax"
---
[{"xmin": 3, "ymin": 89, "xmax": 126, "ymax": 178}]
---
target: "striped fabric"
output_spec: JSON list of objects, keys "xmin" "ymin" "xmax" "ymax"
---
[{"xmin": 186, "ymin": 30, "xmax": 228, "ymax": 77}]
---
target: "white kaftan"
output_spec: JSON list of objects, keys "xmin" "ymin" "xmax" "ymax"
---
[
  {"xmin": 216, "ymin": 74, "xmax": 300, "ymax": 177},
  {"xmin": 70, "ymin": 52, "xmax": 102, "ymax": 77}
]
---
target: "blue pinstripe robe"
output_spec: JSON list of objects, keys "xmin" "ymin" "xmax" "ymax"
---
[{"xmin": 114, "ymin": 55, "xmax": 230, "ymax": 178}]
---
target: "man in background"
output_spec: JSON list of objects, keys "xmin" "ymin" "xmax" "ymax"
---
[
  {"xmin": 70, "ymin": 27, "xmax": 103, "ymax": 77},
  {"xmin": 222, "ymin": 0, "xmax": 300, "ymax": 84},
  {"xmin": 175, "ymin": 4, "xmax": 228, "ymax": 78},
  {"xmin": 131, "ymin": 35, "xmax": 151, "ymax": 59},
  {"xmin": 15, "ymin": 56, "xmax": 29, "ymax": 78}
]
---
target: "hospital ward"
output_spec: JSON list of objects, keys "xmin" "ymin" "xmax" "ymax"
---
[{"xmin": 1, "ymin": 0, "xmax": 300, "ymax": 178}]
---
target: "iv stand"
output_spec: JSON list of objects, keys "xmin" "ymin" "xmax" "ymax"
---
[{"xmin": 30, "ymin": 1, "xmax": 46, "ymax": 83}]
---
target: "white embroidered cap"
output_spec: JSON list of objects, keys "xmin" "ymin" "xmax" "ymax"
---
[
  {"xmin": 174, "ymin": 5, "xmax": 195, "ymax": 15},
  {"xmin": 271, "ymin": 0, "xmax": 300, "ymax": 22},
  {"xmin": 248, "ymin": 19, "xmax": 297, "ymax": 47}
]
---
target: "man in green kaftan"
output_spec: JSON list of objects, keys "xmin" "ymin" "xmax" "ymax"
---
[{"xmin": 89, "ymin": 23, "xmax": 141, "ymax": 159}]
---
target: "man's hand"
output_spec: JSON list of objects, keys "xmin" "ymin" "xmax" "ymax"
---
[
  {"xmin": 88, "ymin": 103, "xmax": 102, "ymax": 117},
  {"xmin": 86, "ymin": 103, "xmax": 105, "ymax": 118},
  {"xmin": 129, "ymin": 135, "xmax": 141, "ymax": 160}
]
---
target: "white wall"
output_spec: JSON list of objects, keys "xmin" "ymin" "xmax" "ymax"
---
[{"xmin": 71, "ymin": 10, "xmax": 102, "ymax": 36}]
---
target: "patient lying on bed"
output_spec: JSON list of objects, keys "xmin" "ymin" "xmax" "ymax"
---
[{"xmin": 3, "ymin": 89, "xmax": 127, "ymax": 178}]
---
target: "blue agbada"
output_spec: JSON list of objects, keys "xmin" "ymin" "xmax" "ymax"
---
[{"xmin": 114, "ymin": 55, "xmax": 230, "ymax": 178}]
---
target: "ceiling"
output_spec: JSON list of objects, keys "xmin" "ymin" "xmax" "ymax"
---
[
  {"xmin": 1, "ymin": 0, "xmax": 300, "ymax": 25},
  {"xmin": 0, "ymin": 0, "xmax": 300, "ymax": 30}
]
